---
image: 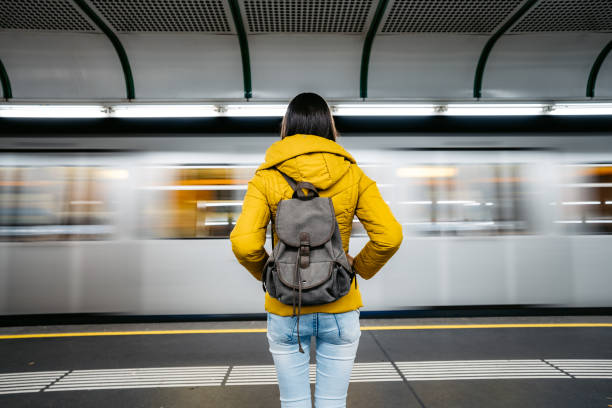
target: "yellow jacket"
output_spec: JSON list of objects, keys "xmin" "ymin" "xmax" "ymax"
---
[{"xmin": 230, "ymin": 134, "xmax": 403, "ymax": 316}]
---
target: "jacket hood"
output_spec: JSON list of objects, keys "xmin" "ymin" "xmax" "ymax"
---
[{"xmin": 257, "ymin": 134, "xmax": 356, "ymax": 191}]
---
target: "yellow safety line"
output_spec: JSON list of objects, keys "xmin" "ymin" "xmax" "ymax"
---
[
  {"xmin": 0, "ymin": 323, "xmax": 611, "ymax": 340},
  {"xmin": 0, "ymin": 328, "xmax": 267, "ymax": 339},
  {"xmin": 360, "ymin": 323, "xmax": 612, "ymax": 330}
]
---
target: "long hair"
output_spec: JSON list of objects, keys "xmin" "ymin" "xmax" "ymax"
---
[{"xmin": 280, "ymin": 93, "xmax": 339, "ymax": 141}]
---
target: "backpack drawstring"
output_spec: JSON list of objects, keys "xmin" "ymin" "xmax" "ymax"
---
[
  {"xmin": 297, "ymin": 268, "xmax": 303, "ymax": 353},
  {"xmin": 293, "ymin": 247, "xmax": 304, "ymax": 353},
  {"xmin": 292, "ymin": 248, "xmax": 298, "ymax": 317}
]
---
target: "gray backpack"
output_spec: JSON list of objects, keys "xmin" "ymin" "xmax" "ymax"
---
[{"xmin": 262, "ymin": 168, "xmax": 357, "ymax": 352}]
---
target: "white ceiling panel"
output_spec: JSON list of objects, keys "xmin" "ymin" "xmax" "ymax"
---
[
  {"xmin": 0, "ymin": 0, "xmax": 97, "ymax": 31},
  {"xmin": 367, "ymin": 34, "xmax": 489, "ymax": 99},
  {"xmin": 118, "ymin": 33, "xmax": 244, "ymax": 100},
  {"xmin": 380, "ymin": 0, "xmax": 524, "ymax": 34},
  {"xmin": 0, "ymin": 31, "xmax": 125, "ymax": 100},
  {"xmin": 241, "ymin": 0, "xmax": 374, "ymax": 33},
  {"xmin": 510, "ymin": 0, "xmax": 612, "ymax": 32},
  {"xmin": 482, "ymin": 33, "xmax": 611, "ymax": 99},
  {"xmin": 88, "ymin": 0, "xmax": 233, "ymax": 33},
  {"xmin": 248, "ymin": 34, "xmax": 362, "ymax": 100}
]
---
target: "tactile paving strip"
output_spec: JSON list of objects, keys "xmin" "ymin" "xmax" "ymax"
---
[
  {"xmin": 0, "ymin": 371, "xmax": 68, "ymax": 395},
  {"xmin": 4, "ymin": 359, "xmax": 611, "ymax": 394},
  {"xmin": 547, "ymin": 359, "xmax": 612, "ymax": 379},
  {"xmin": 396, "ymin": 359, "xmax": 567, "ymax": 381},
  {"xmin": 45, "ymin": 366, "xmax": 228, "ymax": 392},
  {"xmin": 226, "ymin": 362, "xmax": 401, "ymax": 385}
]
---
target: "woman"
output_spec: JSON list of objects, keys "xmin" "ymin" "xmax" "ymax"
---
[{"xmin": 230, "ymin": 92, "xmax": 403, "ymax": 408}]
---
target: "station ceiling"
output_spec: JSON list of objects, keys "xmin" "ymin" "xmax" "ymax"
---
[{"xmin": 0, "ymin": 0, "xmax": 611, "ymax": 102}]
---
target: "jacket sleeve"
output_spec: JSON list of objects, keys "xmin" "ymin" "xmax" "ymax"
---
[
  {"xmin": 351, "ymin": 168, "xmax": 403, "ymax": 280},
  {"xmin": 229, "ymin": 171, "xmax": 270, "ymax": 281}
]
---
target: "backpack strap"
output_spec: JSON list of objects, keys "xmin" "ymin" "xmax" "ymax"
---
[
  {"xmin": 275, "ymin": 168, "xmax": 319, "ymax": 199},
  {"xmin": 275, "ymin": 167, "xmax": 298, "ymax": 190}
]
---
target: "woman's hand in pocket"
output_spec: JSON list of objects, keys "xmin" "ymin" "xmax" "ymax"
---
[{"xmin": 345, "ymin": 253, "xmax": 354, "ymax": 267}]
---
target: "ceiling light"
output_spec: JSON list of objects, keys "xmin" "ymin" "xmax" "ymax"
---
[
  {"xmin": 444, "ymin": 103, "xmax": 545, "ymax": 116},
  {"xmin": 1, "ymin": 102, "xmax": 612, "ymax": 118},
  {"xmin": 223, "ymin": 104, "xmax": 287, "ymax": 116},
  {"xmin": 547, "ymin": 103, "xmax": 612, "ymax": 115},
  {"xmin": 110, "ymin": 104, "xmax": 218, "ymax": 117},
  {"xmin": 0, "ymin": 104, "xmax": 106, "ymax": 118},
  {"xmin": 333, "ymin": 104, "xmax": 437, "ymax": 116}
]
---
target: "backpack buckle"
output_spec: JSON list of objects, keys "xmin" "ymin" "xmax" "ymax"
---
[{"xmin": 299, "ymin": 232, "xmax": 310, "ymax": 268}]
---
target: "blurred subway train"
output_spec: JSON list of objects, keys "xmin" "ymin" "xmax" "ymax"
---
[{"xmin": 1, "ymin": 134, "xmax": 611, "ymax": 317}]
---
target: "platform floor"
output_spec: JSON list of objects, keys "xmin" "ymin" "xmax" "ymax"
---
[{"xmin": 1, "ymin": 315, "xmax": 611, "ymax": 407}]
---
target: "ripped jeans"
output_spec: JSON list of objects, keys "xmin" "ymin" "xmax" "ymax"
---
[{"xmin": 266, "ymin": 310, "xmax": 361, "ymax": 408}]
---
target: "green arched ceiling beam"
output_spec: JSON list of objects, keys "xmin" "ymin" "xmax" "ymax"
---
[
  {"xmin": 473, "ymin": 0, "xmax": 539, "ymax": 99},
  {"xmin": 73, "ymin": 0, "xmax": 135, "ymax": 100},
  {"xmin": 360, "ymin": 0, "xmax": 390, "ymax": 99},
  {"xmin": 587, "ymin": 40, "xmax": 612, "ymax": 98},
  {"xmin": 0, "ymin": 58, "xmax": 12, "ymax": 100},
  {"xmin": 228, "ymin": 0, "xmax": 252, "ymax": 99}
]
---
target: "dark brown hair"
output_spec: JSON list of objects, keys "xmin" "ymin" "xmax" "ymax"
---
[{"xmin": 280, "ymin": 92, "xmax": 338, "ymax": 141}]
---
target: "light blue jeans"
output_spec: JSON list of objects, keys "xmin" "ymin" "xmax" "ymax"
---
[{"xmin": 266, "ymin": 310, "xmax": 361, "ymax": 408}]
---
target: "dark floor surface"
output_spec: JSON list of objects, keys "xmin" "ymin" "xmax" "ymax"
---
[{"xmin": 0, "ymin": 315, "xmax": 611, "ymax": 407}]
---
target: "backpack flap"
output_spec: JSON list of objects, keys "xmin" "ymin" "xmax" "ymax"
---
[
  {"xmin": 275, "ymin": 197, "xmax": 335, "ymax": 247},
  {"xmin": 276, "ymin": 260, "xmax": 333, "ymax": 290}
]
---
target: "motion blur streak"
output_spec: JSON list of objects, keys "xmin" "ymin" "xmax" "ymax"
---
[{"xmin": 0, "ymin": 136, "xmax": 611, "ymax": 316}]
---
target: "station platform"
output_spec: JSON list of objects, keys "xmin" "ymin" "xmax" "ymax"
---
[{"xmin": 1, "ymin": 315, "xmax": 611, "ymax": 408}]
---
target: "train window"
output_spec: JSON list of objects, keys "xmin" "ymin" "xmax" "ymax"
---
[
  {"xmin": 139, "ymin": 165, "xmax": 256, "ymax": 238},
  {"xmin": 141, "ymin": 163, "xmax": 389, "ymax": 239},
  {"xmin": 138, "ymin": 161, "xmax": 535, "ymax": 238},
  {"xmin": 555, "ymin": 164, "xmax": 612, "ymax": 234},
  {"xmin": 0, "ymin": 163, "xmax": 121, "ymax": 241},
  {"xmin": 395, "ymin": 163, "xmax": 532, "ymax": 235}
]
